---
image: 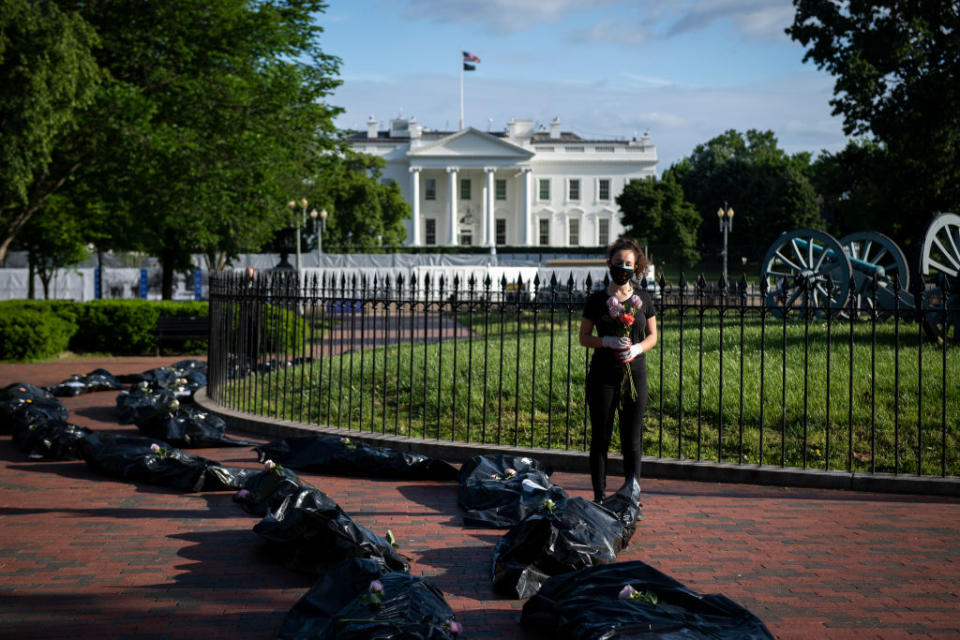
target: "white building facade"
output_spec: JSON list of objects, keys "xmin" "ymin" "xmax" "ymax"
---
[{"xmin": 346, "ymin": 116, "xmax": 658, "ymax": 248}]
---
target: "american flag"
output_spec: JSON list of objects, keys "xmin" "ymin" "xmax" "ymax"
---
[{"xmin": 462, "ymin": 51, "xmax": 481, "ymax": 63}]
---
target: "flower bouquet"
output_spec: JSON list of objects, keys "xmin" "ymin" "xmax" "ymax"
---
[{"xmin": 605, "ymin": 294, "xmax": 643, "ymax": 403}]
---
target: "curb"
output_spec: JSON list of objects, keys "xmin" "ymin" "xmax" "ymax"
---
[{"xmin": 195, "ymin": 388, "xmax": 960, "ymax": 497}]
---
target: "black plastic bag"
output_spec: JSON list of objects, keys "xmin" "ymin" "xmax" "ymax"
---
[
  {"xmin": 115, "ymin": 385, "xmax": 177, "ymax": 424},
  {"xmin": 136, "ymin": 405, "xmax": 255, "ymax": 448},
  {"xmin": 253, "ymin": 485, "xmax": 410, "ymax": 575},
  {"xmin": 599, "ymin": 478, "xmax": 643, "ymax": 548},
  {"xmin": 521, "ymin": 561, "xmax": 774, "ymax": 639},
  {"xmin": 255, "ymin": 435, "xmax": 458, "ymax": 480},
  {"xmin": 0, "ymin": 382, "xmax": 69, "ymax": 431},
  {"xmin": 279, "ymin": 558, "xmax": 461, "ymax": 640},
  {"xmin": 491, "ymin": 496, "xmax": 630, "ymax": 599},
  {"xmin": 47, "ymin": 374, "xmax": 91, "ymax": 397},
  {"xmin": 202, "ymin": 465, "xmax": 260, "ymax": 492},
  {"xmin": 234, "ymin": 466, "xmax": 308, "ymax": 517},
  {"xmin": 117, "ymin": 366, "xmax": 179, "ymax": 388},
  {"xmin": 458, "ymin": 454, "xmax": 567, "ymax": 528},
  {"xmin": 80, "ymin": 432, "xmax": 217, "ymax": 492},
  {"xmin": 11, "ymin": 411, "xmax": 91, "ymax": 460},
  {"xmin": 49, "ymin": 369, "xmax": 125, "ymax": 396}
]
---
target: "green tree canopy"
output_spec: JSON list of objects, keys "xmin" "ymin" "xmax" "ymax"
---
[
  {"xmin": 0, "ymin": 0, "xmax": 101, "ymax": 260},
  {"xmin": 668, "ymin": 129, "xmax": 821, "ymax": 262},
  {"xmin": 616, "ymin": 175, "xmax": 701, "ymax": 270},
  {"xmin": 787, "ymin": 1, "xmax": 960, "ymax": 224}
]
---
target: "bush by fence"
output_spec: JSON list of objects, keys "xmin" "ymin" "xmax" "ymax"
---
[{"xmin": 0, "ymin": 300, "xmax": 209, "ymax": 360}]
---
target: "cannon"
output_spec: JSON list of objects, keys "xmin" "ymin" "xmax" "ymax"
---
[{"xmin": 761, "ymin": 212, "xmax": 959, "ymax": 342}]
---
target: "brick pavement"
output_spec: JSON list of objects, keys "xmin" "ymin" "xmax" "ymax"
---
[{"xmin": 1, "ymin": 358, "xmax": 959, "ymax": 639}]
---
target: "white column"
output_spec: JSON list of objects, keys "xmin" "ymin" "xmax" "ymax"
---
[
  {"xmin": 485, "ymin": 167, "xmax": 496, "ymax": 250},
  {"xmin": 447, "ymin": 167, "xmax": 459, "ymax": 245},
  {"xmin": 409, "ymin": 167, "xmax": 421, "ymax": 246},
  {"xmin": 521, "ymin": 167, "xmax": 532, "ymax": 247}
]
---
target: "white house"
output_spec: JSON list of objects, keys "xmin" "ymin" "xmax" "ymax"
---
[{"xmin": 345, "ymin": 116, "xmax": 658, "ymax": 248}]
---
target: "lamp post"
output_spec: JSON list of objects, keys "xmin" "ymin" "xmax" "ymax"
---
[
  {"xmin": 311, "ymin": 208, "xmax": 327, "ymax": 266},
  {"xmin": 288, "ymin": 198, "xmax": 309, "ymax": 275},
  {"xmin": 717, "ymin": 202, "xmax": 735, "ymax": 285}
]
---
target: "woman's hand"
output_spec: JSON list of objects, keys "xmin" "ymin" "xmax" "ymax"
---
[
  {"xmin": 601, "ymin": 336, "xmax": 631, "ymax": 350},
  {"xmin": 615, "ymin": 343, "xmax": 643, "ymax": 363}
]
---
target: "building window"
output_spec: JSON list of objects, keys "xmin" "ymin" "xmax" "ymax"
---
[
  {"xmin": 568, "ymin": 179, "xmax": 580, "ymax": 201},
  {"xmin": 425, "ymin": 178, "xmax": 437, "ymax": 201},
  {"xmin": 538, "ymin": 178, "xmax": 550, "ymax": 201},
  {"xmin": 496, "ymin": 219, "xmax": 507, "ymax": 245},
  {"xmin": 425, "ymin": 219, "xmax": 436, "ymax": 245},
  {"xmin": 598, "ymin": 179, "xmax": 610, "ymax": 201},
  {"xmin": 460, "ymin": 178, "xmax": 471, "ymax": 200},
  {"xmin": 459, "ymin": 229, "xmax": 472, "ymax": 246},
  {"xmin": 539, "ymin": 219, "xmax": 550, "ymax": 245},
  {"xmin": 495, "ymin": 179, "xmax": 507, "ymax": 200},
  {"xmin": 598, "ymin": 219, "xmax": 610, "ymax": 246},
  {"xmin": 568, "ymin": 218, "xmax": 580, "ymax": 246}
]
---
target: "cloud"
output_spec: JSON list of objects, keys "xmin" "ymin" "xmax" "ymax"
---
[
  {"xmin": 575, "ymin": 0, "xmax": 796, "ymax": 46},
  {"xmin": 666, "ymin": 0, "xmax": 795, "ymax": 40},
  {"xmin": 398, "ymin": 0, "xmax": 617, "ymax": 33}
]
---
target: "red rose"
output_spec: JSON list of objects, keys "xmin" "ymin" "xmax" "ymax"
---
[{"xmin": 620, "ymin": 313, "xmax": 634, "ymax": 326}]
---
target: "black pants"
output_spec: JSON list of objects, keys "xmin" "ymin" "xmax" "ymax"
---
[{"xmin": 586, "ymin": 364, "xmax": 647, "ymax": 501}]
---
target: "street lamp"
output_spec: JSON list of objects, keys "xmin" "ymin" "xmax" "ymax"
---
[
  {"xmin": 310, "ymin": 208, "xmax": 327, "ymax": 266},
  {"xmin": 717, "ymin": 202, "xmax": 735, "ymax": 285},
  {"xmin": 288, "ymin": 198, "xmax": 309, "ymax": 275}
]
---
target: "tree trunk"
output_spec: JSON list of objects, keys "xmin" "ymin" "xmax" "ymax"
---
[
  {"xmin": 27, "ymin": 259, "xmax": 36, "ymax": 300},
  {"xmin": 161, "ymin": 257, "xmax": 175, "ymax": 300}
]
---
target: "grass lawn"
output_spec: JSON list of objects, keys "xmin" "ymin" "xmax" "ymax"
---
[{"xmin": 222, "ymin": 307, "xmax": 959, "ymax": 477}]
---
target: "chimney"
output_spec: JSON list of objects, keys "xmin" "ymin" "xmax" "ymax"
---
[
  {"xmin": 366, "ymin": 116, "xmax": 378, "ymax": 139},
  {"xmin": 549, "ymin": 116, "xmax": 561, "ymax": 139}
]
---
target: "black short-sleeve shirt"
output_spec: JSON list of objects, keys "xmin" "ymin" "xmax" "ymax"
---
[{"xmin": 583, "ymin": 286, "xmax": 657, "ymax": 383}]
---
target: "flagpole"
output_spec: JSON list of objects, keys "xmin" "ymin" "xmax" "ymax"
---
[{"xmin": 459, "ymin": 49, "xmax": 464, "ymax": 130}]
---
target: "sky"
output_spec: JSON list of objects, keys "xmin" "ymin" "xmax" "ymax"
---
[{"xmin": 319, "ymin": 0, "xmax": 849, "ymax": 170}]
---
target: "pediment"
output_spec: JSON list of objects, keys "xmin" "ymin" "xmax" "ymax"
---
[{"xmin": 408, "ymin": 128, "xmax": 534, "ymax": 159}]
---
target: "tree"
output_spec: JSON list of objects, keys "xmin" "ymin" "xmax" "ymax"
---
[
  {"xmin": 787, "ymin": 1, "xmax": 960, "ymax": 223},
  {"xmin": 669, "ymin": 129, "xmax": 821, "ymax": 262},
  {"xmin": 17, "ymin": 195, "xmax": 89, "ymax": 299},
  {"xmin": 66, "ymin": 0, "xmax": 344, "ymax": 298},
  {"xmin": 303, "ymin": 151, "xmax": 410, "ymax": 253},
  {"xmin": 616, "ymin": 175, "xmax": 701, "ymax": 269},
  {"xmin": 0, "ymin": 0, "xmax": 101, "ymax": 261}
]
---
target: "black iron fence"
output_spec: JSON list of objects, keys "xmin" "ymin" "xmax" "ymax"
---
[{"xmin": 207, "ymin": 270, "xmax": 958, "ymax": 478}]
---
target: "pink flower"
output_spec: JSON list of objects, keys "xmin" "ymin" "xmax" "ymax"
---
[
  {"xmin": 504, "ymin": 468, "xmax": 517, "ymax": 477},
  {"xmin": 631, "ymin": 295, "xmax": 642, "ymax": 308},
  {"xmin": 264, "ymin": 460, "xmax": 276, "ymax": 471},
  {"xmin": 235, "ymin": 489, "xmax": 250, "ymax": 499},
  {"xmin": 369, "ymin": 579, "xmax": 384, "ymax": 595},
  {"xmin": 619, "ymin": 584, "xmax": 637, "ymax": 600},
  {"xmin": 150, "ymin": 443, "xmax": 161, "ymax": 453},
  {"xmin": 448, "ymin": 619, "xmax": 463, "ymax": 634}
]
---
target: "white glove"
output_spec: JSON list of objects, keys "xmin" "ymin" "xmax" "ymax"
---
[
  {"xmin": 601, "ymin": 336, "xmax": 631, "ymax": 350},
  {"xmin": 616, "ymin": 343, "xmax": 643, "ymax": 363}
]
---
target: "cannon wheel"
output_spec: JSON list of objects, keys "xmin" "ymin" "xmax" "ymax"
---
[
  {"xmin": 919, "ymin": 213, "xmax": 960, "ymax": 343},
  {"xmin": 839, "ymin": 231, "xmax": 911, "ymax": 316},
  {"xmin": 761, "ymin": 229, "xmax": 852, "ymax": 316}
]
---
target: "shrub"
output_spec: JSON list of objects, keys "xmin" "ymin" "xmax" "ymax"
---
[
  {"xmin": 70, "ymin": 300, "xmax": 208, "ymax": 355},
  {"xmin": 0, "ymin": 308, "xmax": 76, "ymax": 361}
]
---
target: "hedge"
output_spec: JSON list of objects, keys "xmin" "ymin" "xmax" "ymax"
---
[
  {"xmin": 0, "ymin": 308, "xmax": 77, "ymax": 361},
  {"xmin": 0, "ymin": 300, "xmax": 208, "ymax": 361}
]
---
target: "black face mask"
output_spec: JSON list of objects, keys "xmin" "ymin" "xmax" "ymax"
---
[{"xmin": 609, "ymin": 264, "xmax": 633, "ymax": 285}]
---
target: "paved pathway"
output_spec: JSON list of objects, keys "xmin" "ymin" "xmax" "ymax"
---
[{"xmin": 1, "ymin": 358, "xmax": 959, "ymax": 639}]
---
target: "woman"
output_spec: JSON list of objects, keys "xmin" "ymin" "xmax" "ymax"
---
[{"xmin": 579, "ymin": 237, "xmax": 657, "ymax": 503}]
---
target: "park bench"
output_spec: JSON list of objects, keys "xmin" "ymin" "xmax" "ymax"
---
[{"xmin": 155, "ymin": 316, "xmax": 209, "ymax": 356}]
